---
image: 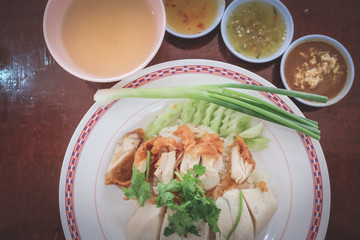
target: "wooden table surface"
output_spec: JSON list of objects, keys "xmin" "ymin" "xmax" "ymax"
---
[{"xmin": 0, "ymin": 0, "xmax": 359, "ymax": 239}]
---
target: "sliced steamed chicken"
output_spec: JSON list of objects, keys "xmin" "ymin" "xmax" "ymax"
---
[
  {"xmin": 242, "ymin": 184, "xmax": 278, "ymax": 235},
  {"xmin": 154, "ymin": 151, "xmax": 177, "ymax": 184},
  {"xmin": 215, "ymin": 196, "xmax": 233, "ymax": 239},
  {"xmin": 209, "ymin": 135, "xmax": 255, "ymax": 200},
  {"xmin": 215, "ymin": 188, "xmax": 254, "ymax": 240},
  {"xmin": 152, "ymin": 136, "xmax": 179, "ymax": 184},
  {"xmin": 199, "ymin": 155, "xmax": 223, "ymax": 191},
  {"xmin": 174, "ymin": 125, "xmax": 201, "ymax": 176},
  {"xmin": 126, "ymin": 201, "xmax": 166, "ymax": 240},
  {"xmin": 105, "ymin": 129, "xmax": 146, "ymax": 187},
  {"xmin": 172, "ymin": 125, "xmax": 224, "ymax": 191},
  {"xmin": 134, "ymin": 136, "xmax": 178, "ymax": 174},
  {"xmin": 108, "ymin": 124, "xmax": 276, "ymax": 240},
  {"xmin": 230, "ymin": 135, "xmax": 255, "ymax": 185},
  {"xmin": 127, "ymin": 137, "xmax": 180, "ymax": 240},
  {"xmin": 159, "ymin": 209, "xmax": 209, "ymax": 240},
  {"xmin": 197, "ymin": 133, "xmax": 224, "ymax": 191},
  {"xmin": 179, "ymin": 152, "xmax": 201, "ymax": 176}
]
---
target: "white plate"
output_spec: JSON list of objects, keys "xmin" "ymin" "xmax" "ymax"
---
[{"xmin": 59, "ymin": 59, "xmax": 330, "ymax": 240}]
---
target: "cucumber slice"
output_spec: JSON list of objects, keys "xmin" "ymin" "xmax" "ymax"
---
[
  {"xmin": 179, "ymin": 99, "xmax": 199, "ymax": 124},
  {"xmin": 223, "ymin": 112, "xmax": 251, "ymax": 136},
  {"xmin": 239, "ymin": 122, "xmax": 264, "ymax": 139},
  {"xmin": 192, "ymin": 100, "xmax": 210, "ymax": 125},
  {"xmin": 201, "ymin": 103, "xmax": 219, "ymax": 127},
  {"xmin": 219, "ymin": 109, "xmax": 234, "ymax": 137},
  {"xmin": 209, "ymin": 106, "xmax": 226, "ymax": 133},
  {"xmin": 244, "ymin": 137, "xmax": 270, "ymax": 151},
  {"xmin": 146, "ymin": 102, "xmax": 183, "ymax": 139}
]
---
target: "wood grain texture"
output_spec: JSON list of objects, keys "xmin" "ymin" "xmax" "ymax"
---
[{"xmin": 0, "ymin": 0, "xmax": 359, "ymax": 239}]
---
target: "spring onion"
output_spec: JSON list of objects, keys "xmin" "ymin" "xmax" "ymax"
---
[
  {"xmin": 94, "ymin": 84, "xmax": 327, "ymax": 140},
  {"xmin": 146, "ymin": 150, "xmax": 150, "ymax": 182},
  {"xmin": 226, "ymin": 190, "xmax": 243, "ymax": 240}
]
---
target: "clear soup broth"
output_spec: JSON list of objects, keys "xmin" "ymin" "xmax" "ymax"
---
[{"xmin": 62, "ymin": 0, "xmax": 158, "ymax": 78}]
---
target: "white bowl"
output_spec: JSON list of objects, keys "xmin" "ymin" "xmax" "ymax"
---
[
  {"xmin": 221, "ymin": 0, "xmax": 294, "ymax": 63},
  {"xmin": 165, "ymin": 0, "xmax": 225, "ymax": 39},
  {"xmin": 43, "ymin": 0, "xmax": 166, "ymax": 83},
  {"xmin": 280, "ymin": 34, "xmax": 355, "ymax": 107}
]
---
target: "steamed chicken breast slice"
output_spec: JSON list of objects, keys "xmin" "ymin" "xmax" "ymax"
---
[
  {"xmin": 230, "ymin": 136, "xmax": 255, "ymax": 184},
  {"xmin": 134, "ymin": 136, "xmax": 178, "ymax": 173},
  {"xmin": 215, "ymin": 196, "xmax": 234, "ymax": 240},
  {"xmin": 173, "ymin": 124, "xmax": 196, "ymax": 152},
  {"xmin": 179, "ymin": 152, "xmax": 201, "ymax": 176},
  {"xmin": 126, "ymin": 201, "xmax": 166, "ymax": 240},
  {"xmin": 174, "ymin": 126, "xmax": 225, "ymax": 190},
  {"xmin": 105, "ymin": 128, "xmax": 146, "ymax": 187},
  {"xmin": 197, "ymin": 133, "xmax": 224, "ymax": 191},
  {"xmin": 154, "ymin": 151, "xmax": 176, "ymax": 184},
  {"xmin": 199, "ymin": 155, "xmax": 223, "ymax": 191},
  {"xmin": 175, "ymin": 125, "xmax": 201, "ymax": 176},
  {"xmin": 221, "ymin": 189, "xmax": 254, "ymax": 240},
  {"xmin": 242, "ymin": 187, "xmax": 278, "ymax": 235}
]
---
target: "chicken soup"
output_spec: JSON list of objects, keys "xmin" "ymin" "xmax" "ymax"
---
[{"xmin": 62, "ymin": 0, "xmax": 158, "ymax": 78}]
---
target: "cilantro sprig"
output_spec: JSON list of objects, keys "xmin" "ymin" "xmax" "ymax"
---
[
  {"xmin": 121, "ymin": 158, "xmax": 221, "ymax": 238},
  {"xmin": 156, "ymin": 164, "xmax": 221, "ymax": 237},
  {"xmin": 121, "ymin": 151, "xmax": 151, "ymax": 206}
]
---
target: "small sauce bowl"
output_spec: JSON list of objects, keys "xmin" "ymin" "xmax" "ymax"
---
[
  {"xmin": 221, "ymin": 0, "xmax": 294, "ymax": 63},
  {"xmin": 280, "ymin": 35, "xmax": 355, "ymax": 107},
  {"xmin": 164, "ymin": 0, "xmax": 225, "ymax": 39}
]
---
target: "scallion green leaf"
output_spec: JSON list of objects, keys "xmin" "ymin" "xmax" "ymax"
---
[
  {"xmin": 146, "ymin": 150, "xmax": 150, "ymax": 182},
  {"xmin": 226, "ymin": 190, "xmax": 243, "ymax": 240},
  {"xmin": 94, "ymin": 84, "xmax": 327, "ymax": 140}
]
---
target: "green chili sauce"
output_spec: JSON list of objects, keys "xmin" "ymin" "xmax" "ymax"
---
[{"xmin": 226, "ymin": 1, "xmax": 287, "ymax": 59}]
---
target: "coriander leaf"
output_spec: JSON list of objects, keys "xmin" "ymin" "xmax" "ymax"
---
[
  {"xmin": 155, "ymin": 165, "xmax": 221, "ymax": 238},
  {"xmin": 203, "ymin": 199, "xmax": 221, "ymax": 232},
  {"xmin": 121, "ymin": 165, "xmax": 150, "ymax": 206},
  {"xmin": 180, "ymin": 178, "xmax": 199, "ymax": 201},
  {"xmin": 189, "ymin": 197, "xmax": 214, "ymax": 219},
  {"xmin": 163, "ymin": 226, "xmax": 175, "ymax": 237},
  {"xmin": 193, "ymin": 164, "xmax": 206, "ymax": 176},
  {"xmin": 137, "ymin": 182, "xmax": 150, "ymax": 206},
  {"xmin": 168, "ymin": 200, "xmax": 191, "ymax": 212},
  {"xmin": 156, "ymin": 189, "xmax": 174, "ymax": 207},
  {"xmin": 156, "ymin": 180, "xmax": 180, "ymax": 207},
  {"xmin": 165, "ymin": 211, "xmax": 200, "ymax": 237},
  {"xmin": 187, "ymin": 195, "xmax": 220, "ymax": 232}
]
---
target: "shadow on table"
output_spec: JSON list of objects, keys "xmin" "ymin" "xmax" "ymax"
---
[{"xmin": 0, "ymin": 45, "xmax": 10, "ymax": 70}]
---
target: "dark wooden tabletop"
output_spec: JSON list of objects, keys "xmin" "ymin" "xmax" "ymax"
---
[{"xmin": 0, "ymin": 0, "xmax": 359, "ymax": 239}]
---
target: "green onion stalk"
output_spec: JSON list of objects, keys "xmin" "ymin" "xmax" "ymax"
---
[{"xmin": 94, "ymin": 84, "xmax": 327, "ymax": 140}]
